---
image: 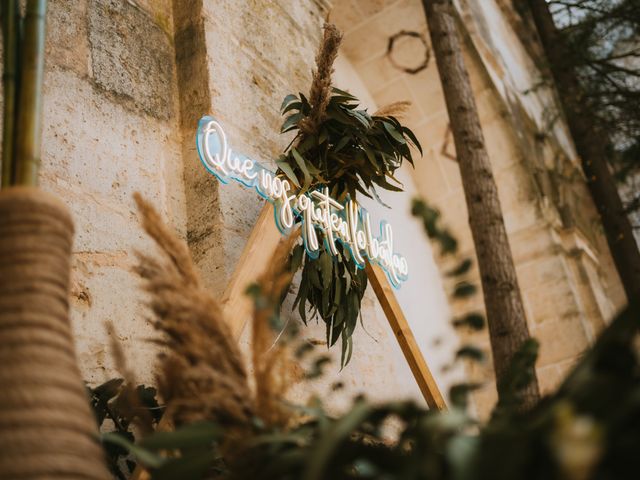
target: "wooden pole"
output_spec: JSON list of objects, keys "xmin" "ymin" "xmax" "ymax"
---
[
  {"xmin": 1, "ymin": 0, "xmax": 19, "ymax": 187},
  {"xmin": 365, "ymin": 262, "xmax": 446, "ymax": 410},
  {"xmin": 14, "ymin": 0, "xmax": 47, "ymax": 186},
  {"xmin": 220, "ymin": 202, "xmax": 283, "ymax": 340}
]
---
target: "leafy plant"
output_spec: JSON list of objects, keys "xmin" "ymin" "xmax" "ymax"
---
[
  {"xmin": 88, "ymin": 379, "xmax": 164, "ymax": 479},
  {"xmin": 278, "ymin": 88, "xmax": 421, "ymax": 200},
  {"xmin": 109, "ymin": 190, "xmax": 640, "ymax": 480},
  {"xmin": 291, "ymin": 243, "xmax": 368, "ymax": 367},
  {"xmin": 545, "ymin": 0, "xmax": 640, "ymax": 188},
  {"xmin": 279, "ymin": 87, "xmax": 421, "ymax": 367},
  {"xmin": 105, "ymin": 296, "xmax": 640, "ymax": 480},
  {"xmin": 264, "ymin": 23, "xmax": 423, "ymax": 366}
]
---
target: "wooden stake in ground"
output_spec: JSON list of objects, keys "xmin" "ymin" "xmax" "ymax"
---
[
  {"xmin": 422, "ymin": 0, "xmax": 540, "ymax": 410},
  {"xmin": 525, "ymin": 0, "xmax": 640, "ymax": 304}
]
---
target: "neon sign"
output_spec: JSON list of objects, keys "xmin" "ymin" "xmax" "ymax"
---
[{"xmin": 196, "ymin": 116, "xmax": 409, "ymax": 287}]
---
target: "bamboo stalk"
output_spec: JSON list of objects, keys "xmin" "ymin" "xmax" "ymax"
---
[
  {"xmin": 14, "ymin": 0, "xmax": 47, "ymax": 186},
  {"xmin": 1, "ymin": 0, "xmax": 19, "ymax": 187}
]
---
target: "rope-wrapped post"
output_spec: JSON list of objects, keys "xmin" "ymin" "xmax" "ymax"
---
[{"xmin": 0, "ymin": 187, "xmax": 109, "ymax": 479}]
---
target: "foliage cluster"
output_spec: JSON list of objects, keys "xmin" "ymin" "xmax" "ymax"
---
[
  {"xmin": 88, "ymin": 379, "xmax": 163, "ymax": 479},
  {"xmin": 103, "ymin": 195, "xmax": 640, "ymax": 480},
  {"xmin": 279, "ymin": 87, "xmax": 421, "ymax": 366},
  {"xmin": 278, "ymin": 88, "xmax": 421, "ymax": 200},
  {"xmin": 545, "ymin": 0, "xmax": 640, "ymax": 207}
]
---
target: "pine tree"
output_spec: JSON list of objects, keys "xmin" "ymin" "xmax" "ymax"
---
[
  {"xmin": 422, "ymin": 0, "xmax": 541, "ymax": 409},
  {"xmin": 524, "ymin": 0, "xmax": 640, "ymax": 303}
]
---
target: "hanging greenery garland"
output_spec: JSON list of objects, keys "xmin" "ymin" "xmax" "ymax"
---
[{"xmin": 277, "ymin": 24, "xmax": 421, "ymax": 366}]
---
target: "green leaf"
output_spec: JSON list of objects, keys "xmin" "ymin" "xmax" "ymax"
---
[
  {"xmin": 319, "ymin": 252, "xmax": 333, "ymax": 287},
  {"xmin": 295, "ymin": 342, "xmax": 315, "ymax": 359},
  {"xmin": 333, "ymin": 135, "xmax": 351, "ymax": 154},
  {"xmin": 402, "ymin": 126, "xmax": 423, "ymax": 155},
  {"xmin": 290, "ymin": 244, "xmax": 305, "ymax": 272},
  {"xmin": 102, "ymin": 432, "xmax": 165, "ymax": 469},
  {"xmin": 318, "ymin": 128, "xmax": 329, "ymax": 145},
  {"xmin": 453, "ymin": 281, "xmax": 477, "ymax": 298},
  {"xmin": 375, "ymin": 176, "xmax": 403, "ymax": 192},
  {"xmin": 496, "ymin": 339, "xmax": 539, "ymax": 410},
  {"xmin": 276, "ymin": 159, "xmax": 301, "ymax": 188},
  {"xmin": 452, "ymin": 313, "xmax": 485, "ymax": 331},
  {"xmin": 281, "ymin": 112, "xmax": 304, "ymax": 133},
  {"xmin": 302, "ymin": 401, "xmax": 372, "ymax": 480},
  {"xmin": 386, "ymin": 171, "xmax": 404, "ymax": 188},
  {"xmin": 305, "ymin": 356, "xmax": 331, "ymax": 380},
  {"xmin": 297, "ymin": 134, "xmax": 317, "ymax": 153},
  {"xmin": 245, "ymin": 283, "xmax": 262, "ymax": 300},
  {"xmin": 153, "ymin": 449, "xmax": 218, "ymax": 480},
  {"xmin": 447, "ymin": 259, "xmax": 473, "ymax": 277},
  {"xmin": 346, "ymin": 108, "xmax": 371, "ymax": 128},
  {"xmin": 331, "ymin": 86, "xmax": 358, "ymax": 100},
  {"xmin": 308, "ymin": 260, "xmax": 322, "ymax": 289},
  {"xmin": 449, "ymin": 382, "xmax": 483, "ymax": 409},
  {"xmin": 438, "ymin": 230, "xmax": 458, "ymax": 254},
  {"xmin": 282, "ymin": 100, "xmax": 303, "ymax": 115},
  {"xmin": 383, "ymin": 121, "xmax": 406, "ymax": 144},
  {"xmin": 331, "ymin": 95, "xmax": 360, "ymax": 104},
  {"xmin": 298, "ymin": 295, "xmax": 307, "ymax": 323},
  {"xmin": 456, "ymin": 346, "xmax": 485, "ymax": 362},
  {"xmin": 368, "ymin": 184, "xmax": 391, "ymax": 208},
  {"xmin": 281, "ymin": 93, "xmax": 298, "ymax": 111},
  {"xmin": 340, "ymin": 331, "xmax": 353, "ymax": 368},
  {"xmin": 140, "ymin": 422, "xmax": 223, "ymax": 451},
  {"xmin": 292, "ymin": 147, "xmax": 313, "ymax": 193}
]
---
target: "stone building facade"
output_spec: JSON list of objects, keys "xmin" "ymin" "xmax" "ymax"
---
[{"xmin": 29, "ymin": 0, "xmax": 626, "ymax": 418}]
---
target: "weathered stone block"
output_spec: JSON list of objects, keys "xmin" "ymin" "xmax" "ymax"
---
[
  {"xmin": 70, "ymin": 260, "xmax": 157, "ymax": 385},
  {"xmin": 533, "ymin": 316, "xmax": 589, "ymax": 367},
  {"xmin": 47, "ymin": 0, "xmax": 90, "ymax": 77},
  {"xmin": 524, "ymin": 278, "xmax": 580, "ymax": 325},
  {"xmin": 88, "ymin": 0, "xmax": 173, "ymax": 119}
]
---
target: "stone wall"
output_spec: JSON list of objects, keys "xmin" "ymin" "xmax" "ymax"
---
[
  {"xmin": 40, "ymin": 0, "xmax": 185, "ymax": 385},
  {"xmin": 3, "ymin": 0, "xmax": 625, "ymax": 420},
  {"xmin": 20, "ymin": 0, "xmax": 458, "ymax": 413}
]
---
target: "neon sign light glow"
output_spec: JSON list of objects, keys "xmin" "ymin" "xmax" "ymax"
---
[{"xmin": 196, "ymin": 116, "xmax": 409, "ymax": 288}]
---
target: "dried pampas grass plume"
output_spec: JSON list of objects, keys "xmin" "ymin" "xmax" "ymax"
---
[
  {"xmin": 251, "ymin": 231, "xmax": 300, "ymax": 427},
  {"xmin": 299, "ymin": 23, "xmax": 343, "ymax": 135},
  {"xmin": 105, "ymin": 321, "xmax": 155, "ymax": 434},
  {"xmin": 373, "ymin": 100, "xmax": 412, "ymax": 119},
  {"xmin": 132, "ymin": 193, "xmax": 254, "ymax": 430}
]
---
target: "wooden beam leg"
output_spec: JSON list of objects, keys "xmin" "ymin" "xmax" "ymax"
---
[
  {"xmin": 365, "ymin": 262, "xmax": 447, "ymax": 410},
  {"xmin": 221, "ymin": 202, "xmax": 284, "ymax": 340}
]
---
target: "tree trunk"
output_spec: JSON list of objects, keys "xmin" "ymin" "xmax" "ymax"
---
[
  {"xmin": 422, "ymin": 0, "xmax": 540, "ymax": 409},
  {"xmin": 525, "ymin": 0, "xmax": 640, "ymax": 304}
]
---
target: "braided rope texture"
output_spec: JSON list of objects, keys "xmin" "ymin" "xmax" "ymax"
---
[{"xmin": 0, "ymin": 187, "xmax": 109, "ymax": 479}]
